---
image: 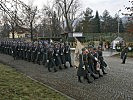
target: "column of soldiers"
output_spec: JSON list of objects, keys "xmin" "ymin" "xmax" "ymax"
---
[
  {"xmin": 77, "ymin": 45, "xmax": 107, "ymax": 83},
  {"xmin": 0, "ymin": 40, "xmax": 73, "ymax": 72},
  {"xmin": 0, "ymin": 40, "xmax": 108, "ymax": 84}
]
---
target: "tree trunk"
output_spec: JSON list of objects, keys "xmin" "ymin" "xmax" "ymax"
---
[
  {"xmin": 65, "ymin": 14, "xmax": 71, "ymax": 32},
  {"xmin": 12, "ymin": 26, "xmax": 15, "ymax": 39},
  {"xmin": 30, "ymin": 22, "xmax": 33, "ymax": 41}
]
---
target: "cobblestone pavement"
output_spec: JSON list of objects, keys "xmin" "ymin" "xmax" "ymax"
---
[
  {"xmin": 103, "ymin": 51, "xmax": 119, "ymax": 57},
  {"xmin": 0, "ymin": 53, "xmax": 133, "ymax": 100}
]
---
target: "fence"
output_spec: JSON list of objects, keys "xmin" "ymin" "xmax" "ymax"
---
[{"xmin": 84, "ymin": 33, "xmax": 133, "ymax": 42}]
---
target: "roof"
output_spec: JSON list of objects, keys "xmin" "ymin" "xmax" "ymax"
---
[{"xmin": 113, "ymin": 36, "xmax": 123, "ymax": 41}]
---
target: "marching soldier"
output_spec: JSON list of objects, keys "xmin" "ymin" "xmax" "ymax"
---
[
  {"xmin": 8, "ymin": 41, "xmax": 13, "ymax": 55},
  {"xmin": 64, "ymin": 42, "xmax": 73, "ymax": 67},
  {"xmin": 54, "ymin": 43, "xmax": 62, "ymax": 70},
  {"xmin": 24, "ymin": 43, "xmax": 29, "ymax": 60},
  {"xmin": 77, "ymin": 48, "xmax": 93, "ymax": 83},
  {"xmin": 23, "ymin": 42, "xmax": 27, "ymax": 60},
  {"xmin": 93, "ymin": 47, "xmax": 104, "ymax": 77},
  {"xmin": 87, "ymin": 46, "xmax": 99, "ymax": 79},
  {"xmin": 97, "ymin": 46, "xmax": 107, "ymax": 75},
  {"xmin": 19, "ymin": 42, "xmax": 23, "ymax": 59},
  {"xmin": 92, "ymin": 48, "xmax": 99, "ymax": 72},
  {"xmin": 36, "ymin": 42, "xmax": 42, "ymax": 65},
  {"xmin": 13, "ymin": 41, "xmax": 18, "ymax": 60},
  {"xmin": 59, "ymin": 43, "xmax": 67, "ymax": 68},
  {"xmin": 31, "ymin": 42, "xmax": 37, "ymax": 63},
  {"xmin": 47, "ymin": 46, "xmax": 57, "ymax": 72},
  {"xmin": 27, "ymin": 43, "xmax": 32, "ymax": 62},
  {"xmin": 42, "ymin": 42, "xmax": 48, "ymax": 66}
]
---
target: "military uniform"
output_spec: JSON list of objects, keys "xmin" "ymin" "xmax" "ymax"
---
[
  {"xmin": 77, "ymin": 48, "xmax": 93, "ymax": 83},
  {"xmin": 27, "ymin": 44, "xmax": 32, "ymax": 62},
  {"xmin": 42, "ymin": 45, "xmax": 48, "ymax": 66},
  {"xmin": 64, "ymin": 44, "xmax": 73, "ymax": 67},
  {"xmin": 36, "ymin": 45, "xmax": 42, "ymax": 65},
  {"xmin": 47, "ymin": 47, "xmax": 57, "ymax": 72},
  {"xmin": 87, "ymin": 47, "xmax": 99, "ymax": 79},
  {"xmin": 59, "ymin": 44, "xmax": 67, "ymax": 68},
  {"xmin": 121, "ymin": 47, "xmax": 128, "ymax": 64},
  {"xmin": 97, "ymin": 47, "xmax": 107, "ymax": 75},
  {"xmin": 54, "ymin": 45, "xmax": 62, "ymax": 69}
]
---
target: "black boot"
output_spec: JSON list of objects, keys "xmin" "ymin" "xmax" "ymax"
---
[
  {"xmin": 91, "ymin": 73, "xmax": 99, "ymax": 79},
  {"xmin": 54, "ymin": 68, "xmax": 57, "ymax": 72},
  {"xmin": 48, "ymin": 68, "xmax": 51, "ymax": 72},
  {"xmin": 64, "ymin": 64, "xmax": 68, "ymax": 69},
  {"xmin": 78, "ymin": 76, "xmax": 82, "ymax": 83},
  {"xmin": 86, "ymin": 74, "xmax": 93, "ymax": 83},
  {"xmin": 59, "ymin": 66, "xmax": 62, "ymax": 70},
  {"xmin": 103, "ymin": 72, "xmax": 107, "ymax": 75},
  {"xmin": 98, "ymin": 71, "xmax": 103, "ymax": 77},
  {"xmin": 38, "ymin": 61, "xmax": 41, "ymax": 65},
  {"xmin": 102, "ymin": 69, "xmax": 107, "ymax": 75},
  {"xmin": 70, "ymin": 64, "xmax": 73, "ymax": 67}
]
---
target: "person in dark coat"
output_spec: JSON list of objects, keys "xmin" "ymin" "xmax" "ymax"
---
[
  {"xmin": 15, "ymin": 42, "xmax": 20, "ymax": 59},
  {"xmin": 121, "ymin": 46, "xmax": 128, "ymax": 64},
  {"xmin": 64, "ymin": 42, "xmax": 73, "ymax": 67},
  {"xmin": 97, "ymin": 46, "xmax": 107, "ymax": 75},
  {"xmin": 87, "ymin": 46, "xmax": 99, "ymax": 79},
  {"xmin": 42, "ymin": 43, "xmax": 48, "ymax": 66},
  {"xmin": 47, "ymin": 47, "xmax": 57, "ymax": 72},
  {"xmin": 27, "ymin": 43, "xmax": 32, "ymax": 62},
  {"xmin": 23, "ymin": 43, "xmax": 27, "ymax": 60},
  {"xmin": 11, "ymin": 42, "xmax": 16, "ymax": 60},
  {"xmin": 31, "ymin": 43, "xmax": 37, "ymax": 63},
  {"xmin": 92, "ymin": 47, "xmax": 99, "ymax": 73},
  {"xmin": 77, "ymin": 48, "xmax": 93, "ymax": 83},
  {"xmin": 36, "ymin": 43, "xmax": 42, "ymax": 65},
  {"xmin": 53, "ymin": 44, "xmax": 62, "ymax": 70},
  {"xmin": 59, "ymin": 43, "xmax": 67, "ymax": 68},
  {"xmin": 20, "ymin": 42, "xmax": 24, "ymax": 59}
]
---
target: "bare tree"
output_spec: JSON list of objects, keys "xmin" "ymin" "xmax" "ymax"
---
[
  {"xmin": 0, "ymin": 0, "xmax": 40, "ymax": 40},
  {"xmin": 54, "ymin": 0, "xmax": 81, "ymax": 32},
  {"xmin": 0, "ymin": 0, "xmax": 24, "ymax": 38},
  {"xmin": 22, "ymin": 5, "xmax": 38, "ymax": 41},
  {"xmin": 122, "ymin": 0, "xmax": 133, "ymax": 16},
  {"xmin": 40, "ymin": 3, "xmax": 63, "ymax": 38},
  {"xmin": 122, "ymin": 1, "xmax": 133, "ymax": 33}
]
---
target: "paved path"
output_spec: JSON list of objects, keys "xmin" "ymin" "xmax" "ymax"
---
[
  {"xmin": 0, "ymin": 53, "xmax": 133, "ymax": 100},
  {"xmin": 103, "ymin": 51, "xmax": 119, "ymax": 57}
]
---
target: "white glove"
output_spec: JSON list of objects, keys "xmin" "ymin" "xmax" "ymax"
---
[
  {"xmin": 95, "ymin": 57, "xmax": 98, "ymax": 61},
  {"xmin": 82, "ymin": 65, "xmax": 86, "ymax": 70}
]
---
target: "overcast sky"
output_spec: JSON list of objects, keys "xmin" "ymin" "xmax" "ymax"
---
[{"xmin": 21, "ymin": 0, "xmax": 130, "ymax": 17}]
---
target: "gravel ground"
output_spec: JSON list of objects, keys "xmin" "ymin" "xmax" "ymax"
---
[{"xmin": 0, "ymin": 53, "xmax": 133, "ymax": 100}]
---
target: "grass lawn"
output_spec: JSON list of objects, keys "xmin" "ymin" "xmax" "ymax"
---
[{"xmin": 0, "ymin": 64, "xmax": 68, "ymax": 100}]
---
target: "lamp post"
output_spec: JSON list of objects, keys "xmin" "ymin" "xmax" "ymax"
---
[{"xmin": 118, "ymin": 10, "xmax": 121, "ymax": 37}]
